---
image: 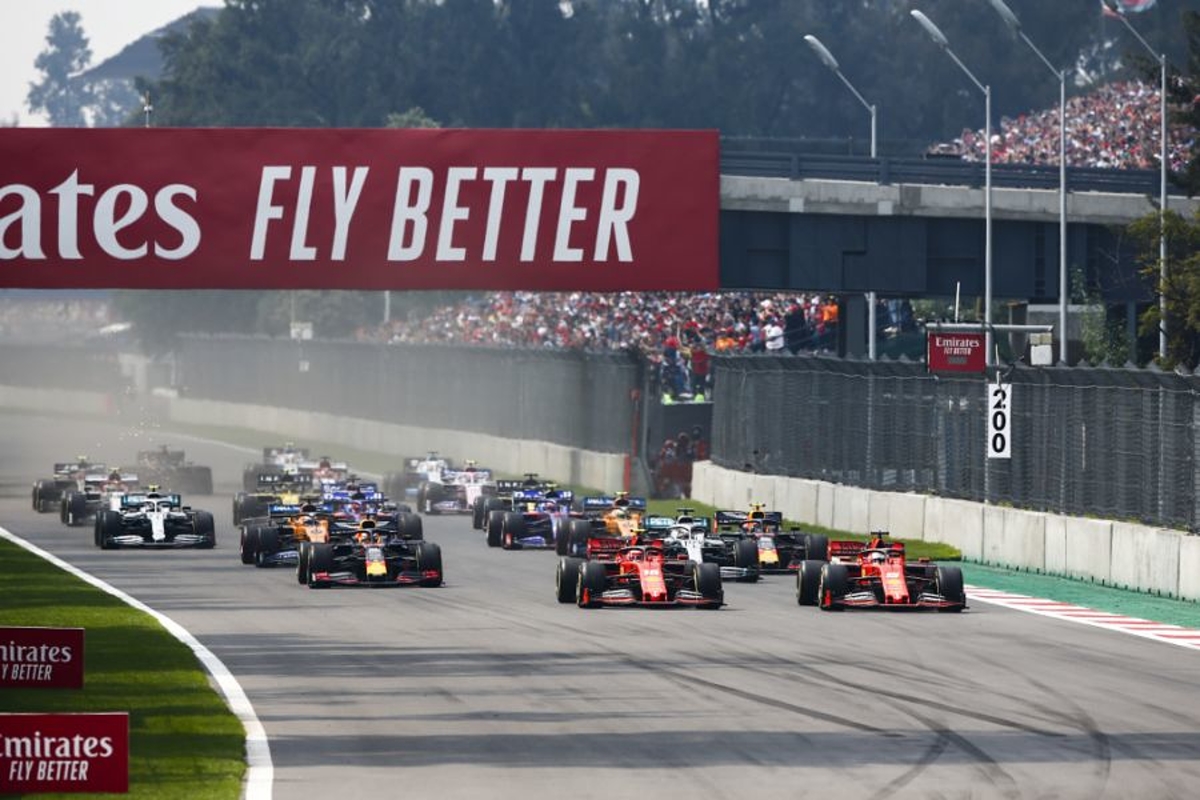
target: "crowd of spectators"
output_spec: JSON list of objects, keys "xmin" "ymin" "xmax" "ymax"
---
[{"xmin": 933, "ymin": 80, "xmax": 1195, "ymax": 172}]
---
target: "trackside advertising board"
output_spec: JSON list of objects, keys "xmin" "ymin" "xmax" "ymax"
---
[
  {"xmin": 0, "ymin": 128, "xmax": 719, "ymax": 291},
  {"xmin": 926, "ymin": 331, "xmax": 986, "ymax": 373},
  {"xmin": 0, "ymin": 713, "xmax": 128, "ymax": 793},
  {"xmin": 0, "ymin": 627, "xmax": 84, "ymax": 689}
]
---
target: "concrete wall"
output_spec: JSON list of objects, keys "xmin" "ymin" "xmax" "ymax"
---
[{"xmin": 692, "ymin": 460, "xmax": 1198, "ymax": 602}]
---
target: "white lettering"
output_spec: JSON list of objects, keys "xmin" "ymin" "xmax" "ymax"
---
[
  {"xmin": 595, "ymin": 168, "xmax": 639, "ymax": 262},
  {"xmin": 94, "ymin": 184, "xmax": 149, "ymax": 259},
  {"xmin": 49, "ymin": 170, "xmax": 94, "ymax": 259},
  {"xmin": 331, "ymin": 166, "xmax": 368, "ymax": 260},
  {"xmin": 554, "ymin": 167, "xmax": 594, "ymax": 262},
  {"xmin": 481, "ymin": 167, "xmax": 518, "ymax": 261},
  {"xmin": 520, "ymin": 167, "xmax": 557, "ymax": 262},
  {"xmin": 289, "ymin": 166, "xmax": 317, "ymax": 261},
  {"xmin": 388, "ymin": 167, "xmax": 433, "ymax": 261},
  {"xmin": 0, "ymin": 185, "xmax": 45, "ymax": 259},
  {"xmin": 436, "ymin": 167, "xmax": 477, "ymax": 262},
  {"xmin": 154, "ymin": 185, "xmax": 200, "ymax": 259},
  {"xmin": 250, "ymin": 166, "xmax": 292, "ymax": 261}
]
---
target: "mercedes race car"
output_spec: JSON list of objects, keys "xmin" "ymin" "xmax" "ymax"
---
[
  {"xmin": 301, "ymin": 526, "xmax": 443, "ymax": 589},
  {"xmin": 555, "ymin": 539, "xmax": 723, "ymax": 609},
  {"xmin": 795, "ymin": 532, "xmax": 966, "ymax": 612},
  {"xmin": 94, "ymin": 491, "xmax": 216, "ymax": 549},
  {"xmin": 641, "ymin": 510, "xmax": 760, "ymax": 583},
  {"xmin": 715, "ymin": 506, "xmax": 828, "ymax": 573}
]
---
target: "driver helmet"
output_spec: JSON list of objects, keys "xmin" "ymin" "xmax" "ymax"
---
[
  {"xmin": 612, "ymin": 508, "xmax": 628, "ymax": 519},
  {"xmin": 869, "ymin": 550, "xmax": 887, "ymax": 563}
]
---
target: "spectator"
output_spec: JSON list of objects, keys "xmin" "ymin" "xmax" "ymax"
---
[
  {"xmin": 689, "ymin": 343, "xmax": 711, "ymax": 399},
  {"xmin": 764, "ymin": 317, "xmax": 785, "ymax": 352}
]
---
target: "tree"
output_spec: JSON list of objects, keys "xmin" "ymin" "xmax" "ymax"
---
[
  {"xmin": 1135, "ymin": 210, "xmax": 1200, "ymax": 368},
  {"xmin": 27, "ymin": 11, "xmax": 94, "ymax": 126}
]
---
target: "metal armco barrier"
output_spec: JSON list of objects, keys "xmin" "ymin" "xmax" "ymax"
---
[{"xmin": 711, "ymin": 354, "xmax": 1200, "ymax": 532}]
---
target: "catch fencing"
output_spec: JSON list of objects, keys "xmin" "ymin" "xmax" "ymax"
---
[
  {"xmin": 711, "ymin": 355, "xmax": 1200, "ymax": 532},
  {"xmin": 176, "ymin": 335, "xmax": 642, "ymax": 455}
]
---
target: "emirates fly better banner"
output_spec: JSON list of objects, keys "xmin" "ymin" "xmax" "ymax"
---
[{"xmin": 0, "ymin": 128, "xmax": 719, "ymax": 290}]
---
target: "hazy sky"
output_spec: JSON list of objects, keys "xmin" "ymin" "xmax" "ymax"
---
[{"xmin": 2, "ymin": 1, "xmax": 217, "ymax": 126}]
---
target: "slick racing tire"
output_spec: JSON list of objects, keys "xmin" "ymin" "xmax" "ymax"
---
[
  {"xmin": 296, "ymin": 542, "xmax": 312, "ymax": 585},
  {"xmin": 480, "ymin": 497, "xmax": 506, "ymax": 532},
  {"xmin": 486, "ymin": 510, "xmax": 505, "ymax": 548},
  {"xmin": 254, "ymin": 528, "xmax": 280, "ymax": 568},
  {"xmin": 240, "ymin": 527, "xmax": 260, "ymax": 565},
  {"xmin": 694, "ymin": 562, "xmax": 723, "ymax": 607},
  {"xmin": 415, "ymin": 542, "xmax": 444, "ymax": 587},
  {"xmin": 397, "ymin": 512, "xmax": 424, "ymax": 541},
  {"xmin": 65, "ymin": 492, "xmax": 88, "ymax": 527},
  {"xmin": 576, "ymin": 560, "xmax": 607, "ymax": 608},
  {"xmin": 97, "ymin": 510, "xmax": 121, "ymax": 550},
  {"xmin": 566, "ymin": 519, "xmax": 592, "ymax": 558},
  {"xmin": 501, "ymin": 512, "xmax": 526, "ymax": 550},
  {"xmin": 556, "ymin": 557, "xmax": 583, "ymax": 603},
  {"xmin": 804, "ymin": 533, "xmax": 830, "ymax": 562},
  {"xmin": 796, "ymin": 560, "xmax": 824, "ymax": 606},
  {"xmin": 733, "ymin": 537, "xmax": 759, "ymax": 582},
  {"xmin": 818, "ymin": 562, "xmax": 849, "ymax": 611},
  {"xmin": 307, "ymin": 543, "xmax": 333, "ymax": 588},
  {"xmin": 193, "ymin": 511, "xmax": 216, "ymax": 549},
  {"xmin": 936, "ymin": 565, "xmax": 966, "ymax": 612}
]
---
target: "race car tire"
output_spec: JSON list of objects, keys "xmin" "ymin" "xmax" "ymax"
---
[
  {"xmin": 796, "ymin": 560, "xmax": 823, "ymax": 606},
  {"xmin": 733, "ymin": 538, "xmax": 759, "ymax": 582},
  {"xmin": 935, "ymin": 565, "xmax": 966, "ymax": 612},
  {"xmin": 181, "ymin": 466, "xmax": 214, "ymax": 495},
  {"xmin": 33, "ymin": 481, "xmax": 55, "ymax": 513},
  {"xmin": 804, "ymin": 533, "xmax": 830, "ymax": 562},
  {"xmin": 567, "ymin": 519, "xmax": 592, "ymax": 558},
  {"xmin": 307, "ymin": 543, "xmax": 333, "ymax": 588},
  {"xmin": 232, "ymin": 495, "xmax": 244, "ymax": 526},
  {"xmin": 576, "ymin": 560, "xmax": 607, "ymax": 608},
  {"xmin": 240, "ymin": 527, "xmax": 259, "ymax": 565},
  {"xmin": 193, "ymin": 511, "xmax": 216, "ymax": 549},
  {"xmin": 296, "ymin": 542, "xmax": 311, "ymax": 585},
  {"xmin": 486, "ymin": 510, "xmax": 505, "ymax": 548},
  {"xmin": 694, "ymin": 562, "xmax": 723, "ymax": 607},
  {"xmin": 472, "ymin": 497, "xmax": 485, "ymax": 530},
  {"xmin": 65, "ymin": 492, "xmax": 88, "ymax": 527},
  {"xmin": 59, "ymin": 496, "xmax": 71, "ymax": 525},
  {"xmin": 254, "ymin": 528, "xmax": 280, "ymax": 568},
  {"xmin": 501, "ymin": 512, "xmax": 526, "ymax": 550},
  {"xmin": 415, "ymin": 542, "xmax": 444, "ymax": 587},
  {"xmin": 480, "ymin": 497, "xmax": 507, "ymax": 531},
  {"xmin": 97, "ymin": 510, "xmax": 121, "ymax": 550},
  {"xmin": 31, "ymin": 485, "xmax": 39, "ymax": 512},
  {"xmin": 397, "ymin": 512, "xmax": 424, "ymax": 541},
  {"xmin": 419, "ymin": 482, "xmax": 442, "ymax": 515},
  {"xmin": 556, "ymin": 557, "xmax": 583, "ymax": 603},
  {"xmin": 818, "ymin": 562, "xmax": 849, "ymax": 611},
  {"xmin": 242, "ymin": 467, "xmax": 260, "ymax": 493}
]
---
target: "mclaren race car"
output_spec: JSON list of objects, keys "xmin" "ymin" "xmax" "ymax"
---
[
  {"xmin": 94, "ymin": 491, "xmax": 216, "ymax": 549},
  {"xmin": 795, "ymin": 532, "xmax": 966, "ymax": 612}
]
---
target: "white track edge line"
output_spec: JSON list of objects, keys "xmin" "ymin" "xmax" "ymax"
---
[
  {"xmin": 0, "ymin": 526, "xmax": 274, "ymax": 799},
  {"xmin": 965, "ymin": 583, "xmax": 1200, "ymax": 653}
]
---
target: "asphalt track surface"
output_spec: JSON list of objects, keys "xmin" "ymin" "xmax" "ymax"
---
[{"xmin": 4, "ymin": 412, "xmax": 1200, "ymax": 800}]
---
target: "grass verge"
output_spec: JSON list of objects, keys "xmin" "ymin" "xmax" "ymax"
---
[{"xmin": 0, "ymin": 539, "xmax": 245, "ymax": 800}]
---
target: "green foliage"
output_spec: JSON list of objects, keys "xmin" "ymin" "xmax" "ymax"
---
[
  {"xmin": 385, "ymin": 106, "xmax": 440, "ymax": 129},
  {"xmin": 1072, "ymin": 264, "xmax": 1131, "ymax": 365},
  {"xmin": 0, "ymin": 541, "xmax": 244, "ymax": 799},
  {"xmin": 1133, "ymin": 209, "xmax": 1200, "ymax": 368},
  {"xmin": 27, "ymin": 11, "xmax": 94, "ymax": 126}
]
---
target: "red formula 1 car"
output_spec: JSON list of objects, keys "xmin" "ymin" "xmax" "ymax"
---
[
  {"xmin": 795, "ymin": 532, "xmax": 966, "ymax": 612},
  {"xmin": 555, "ymin": 535, "xmax": 723, "ymax": 609}
]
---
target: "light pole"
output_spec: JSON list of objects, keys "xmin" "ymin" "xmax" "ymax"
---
[
  {"xmin": 911, "ymin": 9, "xmax": 993, "ymax": 365},
  {"xmin": 1108, "ymin": 10, "xmax": 1168, "ymax": 361},
  {"xmin": 985, "ymin": 0, "xmax": 1068, "ymax": 364},
  {"xmin": 804, "ymin": 33, "xmax": 880, "ymax": 359}
]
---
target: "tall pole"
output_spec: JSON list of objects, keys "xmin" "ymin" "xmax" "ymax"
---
[
  {"xmin": 803, "ymin": 34, "xmax": 880, "ymax": 359},
  {"xmin": 911, "ymin": 10, "xmax": 993, "ymax": 364}
]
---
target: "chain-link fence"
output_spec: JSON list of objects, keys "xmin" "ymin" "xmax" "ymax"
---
[
  {"xmin": 176, "ymin": 335, "xmax": 642, "ymax": 454},
  {"xmin": 711, "ymin": 354, "xmax": 1200, "ymax": 531}
]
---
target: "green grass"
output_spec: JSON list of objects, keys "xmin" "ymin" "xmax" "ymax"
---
[{"xmin": 0, "ymin": 540, "xmax": 245, "ymax": 800}]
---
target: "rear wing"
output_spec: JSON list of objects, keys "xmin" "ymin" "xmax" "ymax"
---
[
  {"xmin": 582, "ymin": 496, "xmax": 647, "ymax": 512},
  {"xmin": 643, "ymin": 516, "xmax": 677, "ymax": 531},
  {"xmin": 715, "ymin": 510, "xmax": 783, "ymax": 528},
  {"xmin": 264, "ymin": 446, "xmax": 309, "ymax": 461},
  {"xmin": 122, "ymin": 493, "xmax": 182, "ymax": 509}
]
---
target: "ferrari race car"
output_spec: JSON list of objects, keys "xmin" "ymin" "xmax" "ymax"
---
[
  {"xmin": 301, "ymin": 524, "xmax": 443, "ymax": 589},
  {"xmin": 715, "ymin": 505, "xmax": 828, "ymax": 573},
  {"xmin": 60, "ymin": 469, "xmax": 139, "ymax": 528},
  {"xmin": 486, "ymin": 488, "xmax": 575, "ymax": 550},
  {"xmin": 94, "ymin": 491, "xmax": 216, "ymax": 549},
  {"xmin": 795, "ymin": 532, "xmax": 966, "ymax": 612},
  {"xmin": 134, "ymin": 446, "xmax": 214, "ymax": 495},
  {"xmin": 555, "ymin": 539, "xmax": 723, "ymax": 609},
  {"xmin": 32, "ymin": 457, "xmax": 103, "ymax": 512},
  {"xmin": 641, "ymin": 510, "xmax": 760, "ymax": 583}
]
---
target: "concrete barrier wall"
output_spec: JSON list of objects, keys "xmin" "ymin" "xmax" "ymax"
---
[
  {"xmin": 1180, "ymin": 537, "xmax": 1200, "ymax": 601},
  {"xmin": 925, "ymin": 497, "xmax": 984, "ymax": 560},
  {"xmin": 982, "ymin": 507, "xmax": 1046, "ymax": 572},
  {"xmin": 1110, "ymin": 523, "xmax": 1182, "ymax": 597},
  {"xmin": 1062, "ymin": 518, "xmax": 1113, "ymax": 584}
]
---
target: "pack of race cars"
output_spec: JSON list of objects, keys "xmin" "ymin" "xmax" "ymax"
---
[{"xmin": 31, "ymin": 446, "xmax": 965, "ymax": 610}]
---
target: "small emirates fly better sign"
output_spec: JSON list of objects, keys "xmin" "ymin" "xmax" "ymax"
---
[{"xmin": 927, "ymin": 331, "xmax": 986, "ymax": 373}]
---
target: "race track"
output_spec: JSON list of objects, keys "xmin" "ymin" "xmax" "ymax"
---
[{"xmin": 3, "ymin": 412, "xmax": 1200, "ymax": 800}]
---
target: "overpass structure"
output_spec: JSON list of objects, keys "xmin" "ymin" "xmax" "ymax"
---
[{"xmin": 716, "ymin": 152, "xmax": 1200, "ymax": 357}]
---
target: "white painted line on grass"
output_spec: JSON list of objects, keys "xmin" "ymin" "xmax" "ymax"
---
[
  {"xmin": 967, "ymin": 585, "xmax": 1200, "ymax": 652},
  {"xmin": 0, "ymin": 526, "xmax": 274, "ymax": 799}
]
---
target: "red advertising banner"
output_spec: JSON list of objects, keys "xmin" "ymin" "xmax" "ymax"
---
[
  {"xmin": 927, "ymin": 331, "xmax": 986, "ymax": 373},
  {"xmin": 0, "ymin": 627, "xmax": 84, "ymax": 689},
  {"xmin": 0, "ymin": 128, "xmax": 719, "ymax": 291},
  {"xmin": 0, "ymin": 713, "xmax": 128, "ymax": 794}
]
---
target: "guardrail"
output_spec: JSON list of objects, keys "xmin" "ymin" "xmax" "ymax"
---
[{"xmin": 718, "ymin": 150, "xmax": 1172, "ymax": 196}]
